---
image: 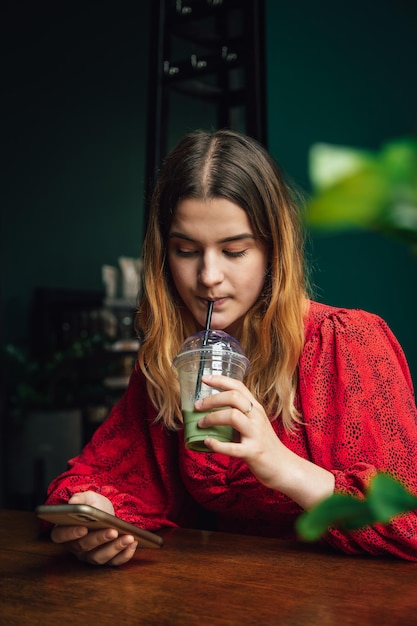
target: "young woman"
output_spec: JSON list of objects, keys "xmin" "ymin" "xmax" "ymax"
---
[{"xmin": 46, "ymin": 129, "xmax": 417, "ymax": 565}]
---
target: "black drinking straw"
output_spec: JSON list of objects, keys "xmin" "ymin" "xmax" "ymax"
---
[{"xmin": 194, "ymin": 300, "xmax": 214, "ymax": 400}]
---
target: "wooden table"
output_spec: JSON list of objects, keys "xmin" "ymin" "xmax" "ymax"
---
[{"xmin": 1, "ymin": 509, "xmax": 416, "ymax": 625}]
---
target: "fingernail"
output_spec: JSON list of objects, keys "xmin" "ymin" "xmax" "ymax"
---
[
  {"xmin": 105, "ymin": 530, "xmax": 118, "ymax": 540},
  {"xmin": 120, "ymin": 536, "xmax": 134, "ymax": 547}
]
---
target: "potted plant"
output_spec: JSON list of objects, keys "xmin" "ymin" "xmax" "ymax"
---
[{"xmin": 1, "ymin": 334, "xmax": 108, "ymax": 507}]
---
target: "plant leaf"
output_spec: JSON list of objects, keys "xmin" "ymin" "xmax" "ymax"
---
[
  {"xmin": 366, "ymin": 473, "xmax": 417, "ymax": 522},
  {"xmin": 305, "ymin": 138, "xmax": 417, "ymax": 254},
  {"xmin": 296, "ymin": 494, "xmax": 374, "ymax": 541},
  {"xmin": 296, "ymin": 473, "xmax": 417, "ymax": 542},
  {"xmin": 306, "ymin": 165, "xmax": 390, "ymax": 230},
  {"xmin": 309, "ymin": 143, "xmax": 375, "ymax": 191}
]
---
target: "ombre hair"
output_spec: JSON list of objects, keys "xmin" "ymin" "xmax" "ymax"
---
[{"xmin": 136, "ymin": 129, "xmax": 309, "ymax": 431}]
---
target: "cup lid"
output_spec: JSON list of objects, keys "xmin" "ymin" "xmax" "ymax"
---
[{"xmin": 173, "ymin": 330, "xmax": 249, "ymax": 369}]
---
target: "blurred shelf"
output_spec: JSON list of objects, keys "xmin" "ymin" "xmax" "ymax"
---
[
  {"xmin": 105, "ymin": 339, "xmax": 140, "ymax": 353},
  {"xmin": 103, "ymin": 376, "xmax": 131, "ymax": 389}
]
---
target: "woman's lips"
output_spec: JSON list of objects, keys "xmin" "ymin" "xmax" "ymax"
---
[{"xmin": 200, "ymin": 297, "xmax": 227, "ymax": 308}]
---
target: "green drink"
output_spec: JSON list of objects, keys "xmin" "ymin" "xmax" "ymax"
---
[
  {"xmin": 173, "ymin": 330, "xmax": 249, "ymax": 453},
  {"xmin": 182, "ymin": 409, "xmax": 233, "ymax": 452}
]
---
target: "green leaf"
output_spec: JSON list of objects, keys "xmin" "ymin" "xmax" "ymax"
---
[
  {"xmin": 308, "ymin": 143, "xmax": 375, "ymax": 191},
  {"xmin": 306, "ymin": 164, "xmax": 390, "ymax": 230},
  {"xmin": 366, "ymin": 473, "xmax": 417, "ymax": 522},
  {"xmin": 379, "ymin": 139, "xmax": 417, "ymax": 186},
  {"xmin": 305, "ymin": 138, "xmax": 417, "ymax": 254},
  {"xmin": 296, "ymin": 473, "xmax": 417, "ymax": 542},
  {"xmin": 296, "ymin": 494, "xmax": 375, "ymax": 541}
]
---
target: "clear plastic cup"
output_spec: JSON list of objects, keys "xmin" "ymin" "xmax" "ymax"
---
[{"xmin": 173, "ymin": 330, "xmax": 250, "ymax": 452}]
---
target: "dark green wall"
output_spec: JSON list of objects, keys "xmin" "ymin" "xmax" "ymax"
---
[
  {"xmin": 2, "ymin": 0, "xmax": 416, "ymax": 383},
  {"xmin": 2, "ymin": 2, "xmax": 151, "ymax": 346},
  {"xmin": 266, "ymin": 0, "xmax": 417, "ymax": 383}
]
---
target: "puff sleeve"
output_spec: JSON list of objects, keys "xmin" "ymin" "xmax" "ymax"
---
[
  {"xmin": 298, "ymin": 304, "xmax": 417, "ymax": 559},
  {"xmin": 45, "ymin": 367, "xmax": 198, "ymax": 531}
]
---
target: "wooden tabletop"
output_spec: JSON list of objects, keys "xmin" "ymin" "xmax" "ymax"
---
[{"xmin": 1, "ymin": 509, "xmax": 416, "ymax": 625}]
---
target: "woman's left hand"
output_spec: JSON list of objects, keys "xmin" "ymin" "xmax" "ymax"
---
[{"xmin": 194, "ymin": 374, "xmax": 335, "ymax": 509}]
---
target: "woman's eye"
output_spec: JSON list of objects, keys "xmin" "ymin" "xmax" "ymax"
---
[
  {"xmin": 175, "ymin": 248, "xmax": 198, "ymax": 257},
  {"xmin": 224, "ymin": 249, "xmax": 248, "ymax": 258},
  {"xmin": 173, "ymin": 247, "xmax": 248, "ymax": 258}
]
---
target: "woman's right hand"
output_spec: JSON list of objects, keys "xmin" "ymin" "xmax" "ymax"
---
[{"xmin": 50, "ymin": 491, "xmax": 138, "ymax": 566}]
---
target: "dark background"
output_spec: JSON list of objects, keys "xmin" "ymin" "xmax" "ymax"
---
[{"xmin": 2, "ymin": 0, "xmax": 417, "ymax": 506}]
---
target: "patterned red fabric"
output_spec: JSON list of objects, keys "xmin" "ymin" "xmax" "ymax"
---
[{"xmin": 45, "ymin": 301, "xmax": 417, "ymax": 559}]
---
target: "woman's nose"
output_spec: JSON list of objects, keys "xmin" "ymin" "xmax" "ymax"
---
[{"xmin": 198, "ymin": 254, "xmax": 223, "ymax": 286}]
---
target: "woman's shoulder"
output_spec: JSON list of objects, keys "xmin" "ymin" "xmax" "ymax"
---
[
  {"xmin": 304, "ymin": 300, "xmax": 389, "ymax": 342},
  {"xmin": 303, "ymin": 300, "xmax": 411, "ymax": 382},
  {"xmin": 116, "ymin": 363, "xmax": 158, "ymax": 418}
]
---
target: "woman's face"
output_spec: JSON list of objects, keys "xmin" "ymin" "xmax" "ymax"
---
[{"xmin": 167, "ymin": 197, "xmax": 268, "ymax": 335}]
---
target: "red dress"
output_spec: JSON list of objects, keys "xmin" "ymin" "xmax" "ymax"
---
[{"xmin": 45, "ymin": 301, "xmax": 417, "ymax": 559}]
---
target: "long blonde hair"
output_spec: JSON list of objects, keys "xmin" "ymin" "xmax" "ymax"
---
[{"xmin": 136, "ymin": 129, "xmax": 308, "ymax": 431}]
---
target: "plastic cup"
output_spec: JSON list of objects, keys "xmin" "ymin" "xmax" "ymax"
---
[{"xmin": 173, "ymin": 330, "xmax": 250, "ymax": 452}]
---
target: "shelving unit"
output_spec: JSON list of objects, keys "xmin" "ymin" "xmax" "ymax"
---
[
  {"xmin": 3, "ymin": 287, "xmax": 142, "ymax": 507},
  {"xmin": 144, "ymin": 0, "xmax": 267, "ymax": 227},
  {"xmin": 28, "ymin": 287, "xmax": 139, "ymax": 441},
  {"xmin": 101, "ymin": 297, "xmax": 140, "ymax": 391}
]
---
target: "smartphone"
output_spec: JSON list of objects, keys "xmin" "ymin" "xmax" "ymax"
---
[{"xmin": 35, "ymin": 504, "xmax": 164, "ymax": 549}]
